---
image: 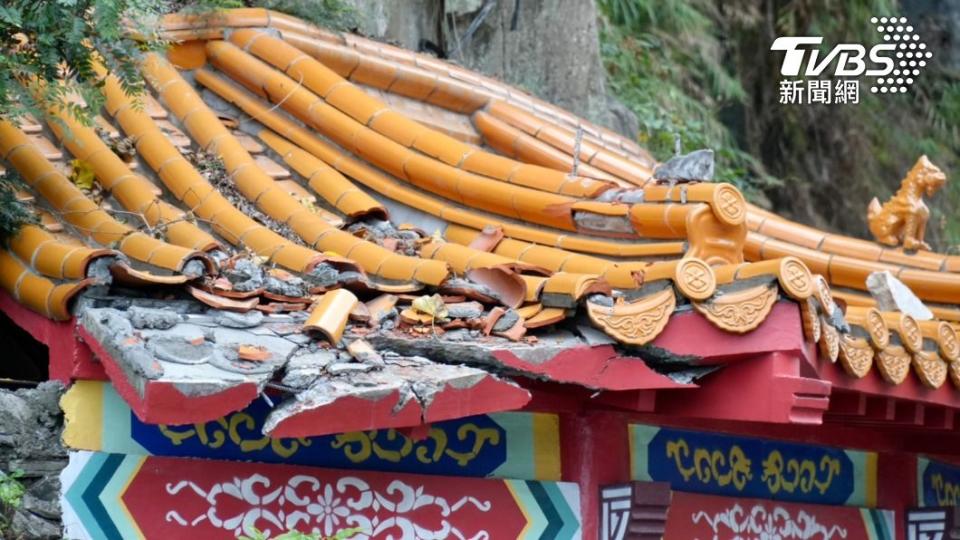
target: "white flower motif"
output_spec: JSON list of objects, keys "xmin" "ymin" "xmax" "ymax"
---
[{"xmin": 307, "ymin": 483, "xmax": 351, "ymax": 535}]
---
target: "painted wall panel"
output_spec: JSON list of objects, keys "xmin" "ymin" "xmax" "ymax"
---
[
  {"xmin": 62, "ymin": 381, "xmax": 560, "ymax": 480},
  {"xmin": 917, "ymin": 457, "xmax": 960, "ymax": 507},
  {"xmin": 629, "ymin": 423, "xmax": 877, "ymax": 506},
  {"xmin": 60, "ymin": 451, "xmax": 581, "ymax": 540},
  {"xmin": 664, "ymin": 491, "xmax": 894, "ymax": 540}
]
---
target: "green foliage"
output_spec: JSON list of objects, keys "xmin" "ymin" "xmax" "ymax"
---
[
  {"xmin": 0, "ymin": 0, "xmax": 169, "ymax": 126},
  {"xmin": 598, "ymin": 0, "xmax": 777, "ymax": 196},
  {"xmin": 249, "ymin": 0, "xmax": 357, "ymax": 31},
  {"xmin": 0, "ymin": 171, "xmax": 38, "ymax": 244},
  {"xmin": 0, "ymin": 469, "xmax": 25, "ymax": 533},
  {"xmin": 600, "ymin": 0, "xmax": 960, "ymax": 249},
  {"xmin": 238, "ymin": 526, "xmax": 365, "ymax": 540}
]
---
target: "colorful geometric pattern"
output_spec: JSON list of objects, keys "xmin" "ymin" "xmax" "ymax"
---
[
  {"xmin": 61, "ymin": 451, "xmax": 581, "ymax": 540},
  {"xmin": 62, "ymin": 380, "xmax": 561, "ymax": 480},
  {"xmin": 629, "ymin": 423, "xmax": 878, "ymax": 506}
]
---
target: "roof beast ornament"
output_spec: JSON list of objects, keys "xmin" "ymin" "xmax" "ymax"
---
[{"xmin": 867, "ymin": 155, "xmax": 947, "ymax": 251}]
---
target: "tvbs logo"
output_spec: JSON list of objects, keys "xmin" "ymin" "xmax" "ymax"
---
[{"xmin": 772, "ymin": 16, "xmax": 932, "ymax": 102}]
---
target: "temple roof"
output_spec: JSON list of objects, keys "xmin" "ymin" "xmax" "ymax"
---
[{"xmin": 1, "ymin": 8, "xmax": 958, "ymax": 435}]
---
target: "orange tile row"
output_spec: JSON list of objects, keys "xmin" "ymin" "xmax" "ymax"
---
[
  {"xmin": 831, "ymin": 289, "xmax": 960, "ymax": 325},
  {"xmin": 228, "ymin": 30, "xmax": 617, "ymax": 200},
  {"xmin": 472, "ymin": 110, "xmax": 624, "ymax": 184},
  {"xmin": 44, "ymin": 103, "xmax": 221, "ymax": 254},
  {"xmin": 284, "ymin": 33, "xmax": 490, "ymax": 115},
  {"xmin": 444, "ymin": 224, "xmax": 648, "ymax": 288},
  {"xmin": 807, "ymin": 278, "xmax": 958, "ymax": 389},
  {"xmin": 98, "ymin": 65, "xmax": 332, "ymax": 275},
  {"xmin": 0, "ymin": 249, "xmax": 93, "ymax": 320},
  {"xmin": 485, "ymin": 101, "xmax": 652, "ymax": 186},
  {"xmin": 294, "ymin": 22, "xmax": 652, "ymax": 163},
  {"xmin": 157, "ymin": 8, "xmax": 653, "ymax": 168},
  {"xmin": 256, "ymin": 131, "xmax": 386, "ymax": 220},
  {"xmin": 712, "ymin": 256, "xmax": 814, "ymax": 301},
  {"xmin": 210, "ymin": 38, "xmax": 744, "ymax": 246},
  {"xmin": 746, "ymin": 231, "xmax": 960, "ymax": 305},
  {"xmin": 746, "ymin": 204, "xmax": 959, "ymax": 273},
  {"xmin": 0, "ymin": 122, "xmax": 207, "ymax": 275},
  {"xmin": 143, "ymin": 53, "xmax": 449, "ymax": 288},
  {"xmin": 193, "ymin": 68, "xmax": 687, "ymax": 258},
  {"xmin": 7, "ymin": 225, "xmax": 115, "ymax": 281},
  {"xmin": 204, "ymin": 39, "xmax": 583, "ymax": 232}
]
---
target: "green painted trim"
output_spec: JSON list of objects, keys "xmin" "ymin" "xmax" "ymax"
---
[
  {"xmin": 101, "ymin": 384, "xmax": 148, "ymax": 455},
  {"xmin": 65, "ymin": 452, "xmax": 108, "ymax": 540},
  {"xmin": 492, "ymin": 413, "xmax": 535, "ymax": 479},
  {"xmin": 507, "ymin": 479, "xmax": 546, "ymax": 538},
  {"xmin": 918, "ymin": 456, "xmax": 929, "ymax": 507},
  {"xmin": 541, "ymin": 480, "xmax": 579, "ymax": 539},
  {"xmin": 101, "ymin": 454, "xmax": 143, "ymax": 539},
  {"xmin": 844, "ymin": 449, "xmax": 877, "ymax": 507},
  {"xmin": 628, "ymin": 424, "xmax": 659, "ymax": 481}
]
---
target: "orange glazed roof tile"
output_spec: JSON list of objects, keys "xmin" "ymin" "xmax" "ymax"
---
[{"xmin": 3, "ymin": 8, "xmax": 960, "ymax": 434}]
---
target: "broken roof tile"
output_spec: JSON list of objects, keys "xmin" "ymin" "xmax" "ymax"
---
[{"xmin": 303, "ymin": 288, "xmax": 358, "ymax": 343}]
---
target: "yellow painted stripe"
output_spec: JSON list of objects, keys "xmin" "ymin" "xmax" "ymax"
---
[
  {"xmin": 60, "ymin": 380, "xmax": 104, "ymax": 451},
  {"xmin": 533, "ymin": 413, "xmax": 561, "ymax": 481},
  {"xmin": 865, "ymin": 452, "xmax": 878, "ymax": 508}
]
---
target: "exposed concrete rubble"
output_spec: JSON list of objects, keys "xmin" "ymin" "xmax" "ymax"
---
[
  {"xmin": 263, "ymin": 350, "xmax": 530, "ymax": 437},
  {"xmin": 347, "ymin": 219, "xmax": 426, "ymax": 256},
  {"xmin": 0, "ymin": 383, "xmax": 66, "ymax": 540},
  {"xmin": 74, "ymin": 288, "xmax": 540, "ymax": 432}
]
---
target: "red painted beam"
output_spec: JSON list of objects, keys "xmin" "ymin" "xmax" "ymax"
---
[
  {"xmin": 877, "ymin": 452, "xmax": 917, "ymax": 533},
  {"xmin": 654, "ymin": 351, "xmax": 831, "ymax": 424},
  {"xmin": 422, "ymin": 375, "xmax": 531, "ymax": 423},
  {"xmin": 0, "ymin": 290, "xmax": 104, "ymax": 382},
  {"xmin": 651, "ymin": 301, "xmax": 806, "ymax": 363},
  {"xmin": 561, "ymin": 410, "xmax": 631, "ymax": 539}
]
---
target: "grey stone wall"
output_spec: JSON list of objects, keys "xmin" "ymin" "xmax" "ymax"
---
[{"xmin": 0, "ymin": 383, "xmax": 66, "ymax": 540}]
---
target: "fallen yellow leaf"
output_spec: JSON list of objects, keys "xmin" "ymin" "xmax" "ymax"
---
[{"xmin": 69, "ymin": 159, "xmax": 96, "ymax": 191}]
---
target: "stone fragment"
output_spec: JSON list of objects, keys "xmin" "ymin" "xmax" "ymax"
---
[
  {"xmin": 445, "ymin": 301, "xmax": 485, "ymax": 320},
  {"xmin": 493, "ymin": 309, "xmax": 520, "ymax": 333},
  {"xmin": 653, "ymin": 149, "xmax": 715, "ymax": 182},
  {"xmin": 866, "ymin": 270, "xmax": 934, "ymax": 320},
  {"xmin": 347, "ymin": 338, "xmax": 384, "ymax": 365},
  {"xmin": 127, "ymin": 306, "xmax": 182, "ymax": 330},
  {"xmin": 282, "ymin": 349, "xmax": 338, "ymax": 389},
  {"xmin": 223, "ymin": 257, "xmax": 265, "ymax": 292},
  {"xmin": 212, "ymin": 309, "xmax": 265, "ymax": 328}
]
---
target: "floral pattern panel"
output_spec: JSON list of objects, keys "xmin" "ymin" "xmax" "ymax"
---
[{"xmin": 60, "ymin": 451, "xmax": 582, "ymax": 540}]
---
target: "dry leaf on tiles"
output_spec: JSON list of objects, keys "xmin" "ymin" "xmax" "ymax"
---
[{"xmin": 412, "ymin": 294, "xmax": 448, "ymax": 320}]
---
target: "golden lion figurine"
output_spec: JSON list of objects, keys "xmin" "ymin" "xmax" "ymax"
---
[{"xmin": 867, "ymin": 155, "xmax": 947, "ymax": 251}]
